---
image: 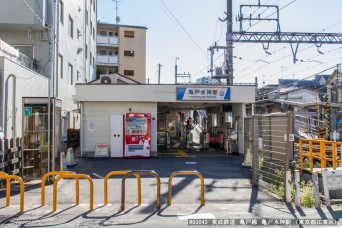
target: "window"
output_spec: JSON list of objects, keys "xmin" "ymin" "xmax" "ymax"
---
[
  {"xmin": 85, "ymin": 45, "xmax": 88, "ymax": 59},
  {"xmin": 124, "ymin": 70, "xmax": 134, "ymax": 76},
  {"xmin": 68, "ymin": 16, "xmax": 73, "ymax": 38},
  {"xmin": 93, "ymin": 0, "xmax": 96, "ymax": 12},
  {"xmin": 124, "ymin": 50, "xmax": 135, "ymax": 57},
  {"xmin": 58, "ymin": 54, "xmax": 63, "ymax": 79},
  {"xmin": 68, "ymin": 63, "xmax": 73, "ymax": 85},
  {"xmin": 90, "ymin": 21, "xmax": 92, "ymax": 35},
  {"xmin": 108, "ymin": 51, "xmax": 113, "ymax": 56},
  {"xmin": 77, "ymin": 71, "xmax": 81, "ymax": 81},
  {"xmin": 13, "ymin": 45, "xmax": 34, "ymax": 59},
  {"xmin": 77, "ymin": 29, "xmax": 81, "ymax": 39},
  {"xmin": 108, "ymin": 32, "xmax": 113, "ymax": 37},
  {"xmin": 59, "ymin": 0, "xmax": 64, "ymax": 24},
  {"xmin": 85, "ymin": 10, "xmax": 88, "ymax": 25},
  {"xmin": 99, "ymin": 31, "xmax": 107, "ymax": 36},
  {"xmin": 99, "ymin": 50, "xmax": 106, "ymax": 55},
  {"xmin": 124, "ymin": 31, "xmax": 135, "ymax": 38},
  {"xmin": 93, "ymin": 27, "xmax": 95, "ymax": 40},
  {"xmin": 90, "ymin": 52, "xmax": 92, "ymax": 65},
  {"xmin": 93, "ymin": 56, "xmax": 95, "ymax": 67}
]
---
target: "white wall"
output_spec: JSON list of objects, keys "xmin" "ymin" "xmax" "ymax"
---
[
  {"xmin": 81, "ymin": 101, "xmax": 157, "ymax": 156},
  {"xmin": 1, "ymin": 57, "xmax": 49, "ymax": 139}
]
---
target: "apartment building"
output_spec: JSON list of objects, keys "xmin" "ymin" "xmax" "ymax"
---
[
  {"xmin": 97, "ymin": 23, "xmax": 147, "ymax": 84},
  {"xmin": 0, "ymin": 0, "xmax": 96, "ymax": 134}
]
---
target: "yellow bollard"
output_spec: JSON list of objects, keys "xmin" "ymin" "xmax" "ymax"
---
[
  {"xmin": 121, "ymin": 170, "xmax": 160, "ymax": 211},
  {"xmin": 41, "ymin": 171, "xmax": 75, "ymax": 206},
  {"xmin": 0, "ymin": 173, "xmax": 25, "ymax": 213},
  {"xmin": 53, "ymin": 174, "xmax": 93, "ymax": 212},
  {"xmin": 167, "ymin": 170, "xmax": 205, "ymax": 206},
  {"xmin": 104, "ymin": 170, "xmax": 141, "ymax": 205}
]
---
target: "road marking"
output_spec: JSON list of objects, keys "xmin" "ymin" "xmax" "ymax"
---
[
  {"xmin": 92, "ymin": 173, "xmax": 104, "ymax": 178},
  {"xmin": 178, "ymin": 213, "xmax": 215, "ymax": 220},
  {"xmin": 185, "ymin": 162, "xmax": 197, "ymax": 165},
  {"xmin": 172, "ymin": 143, "xmax": 180, "ymax": 148},
  {"xmin": 176, "ymin": 150, "xmax": 190, "ymax": 157}
]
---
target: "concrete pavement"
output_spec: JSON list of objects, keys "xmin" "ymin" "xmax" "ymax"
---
[{"xmin": 0, "ymin": 154, "xmax": 341, "ymax": 227}]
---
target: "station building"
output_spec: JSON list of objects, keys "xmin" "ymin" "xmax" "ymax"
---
[{"xmin": 75, "ymin": 74, "xmax": 256, "ymax": 157}]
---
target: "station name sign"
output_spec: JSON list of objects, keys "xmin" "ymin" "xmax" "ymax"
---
[{"xmin": 176, "ymin": 87, "xmax": 230, "ymax": 101}]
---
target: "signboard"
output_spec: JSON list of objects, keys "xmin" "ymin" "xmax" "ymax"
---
[
  {"xmin": 95, "ymin": 144, "xmax": 109, "ymax": 157},
  {"xmin": 176, "ymin": 87, "xmax": 230, "ymax": 101},
  {"xmin": 289, "ymin": 134, "xmax": 294, "ymax": 142},
  {"xmin": 24, "ymin": 106, "xmax": 32, "ymax": 117},
  {"xmin": 88, "ymin": 121, "xmax": 95, "ymax": 131}
]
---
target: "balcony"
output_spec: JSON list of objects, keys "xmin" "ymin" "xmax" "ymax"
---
[
  {"xmin": 0, "ymin": 39, "xmax": 41, "ymax": 75},
  {"xmin": 97, "ymin": 36, "xmax": 118, "ymax": 46},
  {"xmin": 96, "ymin": 55, "xmax": 118, "ymax": 66},
  {"xmin": 0, "ymin": 0, "xmax": 50, "ymax": 30}
]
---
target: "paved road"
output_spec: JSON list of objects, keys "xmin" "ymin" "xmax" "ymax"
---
[{"xmin": 0, "ymin": 154, "xmax": 341, "ymax": 227}]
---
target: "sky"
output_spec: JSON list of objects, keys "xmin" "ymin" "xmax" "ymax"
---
[{"xmin": 97, "ymin": 0, "xmax": 342, "ymax": 86}]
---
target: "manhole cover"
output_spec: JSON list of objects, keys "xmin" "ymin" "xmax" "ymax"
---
[
  {"xmin": 7, "ymin": 216, "xmax": 57, "ymax": 225},
  {"xmin": 75, "ymin": 220, "xmax": 118, "ymax": 227}
]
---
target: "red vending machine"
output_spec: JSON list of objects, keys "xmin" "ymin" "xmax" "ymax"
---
[{"xmin": 124, "ymin": 113, "xmax": 151, "ymax": 158}]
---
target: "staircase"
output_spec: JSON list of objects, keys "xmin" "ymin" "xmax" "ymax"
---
[{"xmin": 191, "ymin": 124, "xmax": 203, "ymax": 145}]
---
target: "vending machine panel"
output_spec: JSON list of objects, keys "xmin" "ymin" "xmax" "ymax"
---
[{"xmin": 124, "ymin": 113, "xmax": 151, "ymax": 158}]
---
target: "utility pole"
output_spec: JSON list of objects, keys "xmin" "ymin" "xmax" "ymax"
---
[
  {"xmin": 226, "ymin": 0, "xmax": 233, "ymax": 85},
  {"xmin": 175, "ymin": 57, "xmax": 179, "ymax": 84},
  {"xmin": 210, "ymin": 0, "xmax": 233, "ymax": 85},
  {"xmin": 158, "ymin": 63, "xmax": 163, "ymax": 84}
]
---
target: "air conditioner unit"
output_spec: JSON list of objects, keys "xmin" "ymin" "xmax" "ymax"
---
[{"xmin": 100, "ymin": 74, "xmax": 118, "ymax": 84}]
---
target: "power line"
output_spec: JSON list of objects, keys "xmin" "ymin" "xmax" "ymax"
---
[
  {"xmin": 158, "ymin": 0, "xmax": 207, "ymax": 57},
  {"xmin": 238, "ymin": 44, "xmax": 342, "ymax": 82},
  {"xmin": 22, "ymin": 0, "xmax": 48, "ymax": 27},
  {"xmin": 260, "ymin": 64, "xmax": 338, "ymax": 96}
]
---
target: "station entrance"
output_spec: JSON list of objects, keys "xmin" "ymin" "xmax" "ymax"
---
[
  {"xmin": 75, "ymin": 81, "xmax": 255, "ymax": 158},
  {"xmin": 156, "ymin": 101, "xmax": 240, "ymax": 157}
]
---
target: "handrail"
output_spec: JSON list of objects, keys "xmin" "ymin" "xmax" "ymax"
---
[
  {"xmin": 0, "ymin": 172, "xmax": 25, "ymax": 212},
  {"xmin": 53, "ymin": 174, "xmax": 93, "ymax": 212},
  {"xmin": 41, "ymin": 171, "xmax": 75, "ymax": 206},
  {"xmin": 121, "ymin": 170, "xmax": 160, "ymax": 211},
  {"xmin": 104, "ymin": 170, "xmax": 141, "ymax": 205},
  {"xmin": 299, "ymin": 138, "xmax": 342, "ymax": 173},
  {"xmin": 167, "ymin": 170, "xmax": 205, "ymax": 206}
]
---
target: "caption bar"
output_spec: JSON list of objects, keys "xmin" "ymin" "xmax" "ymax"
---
[{"xmin": 188, "ymin": 219, "xmax": 337, "ymax": 226}]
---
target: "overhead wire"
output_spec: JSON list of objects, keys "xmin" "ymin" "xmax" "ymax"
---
[
  {"xmin": 158, "ymin": 0, "xmax": 207, "ymax": 58},
  {"xmin": 22, "ymin": 0, "xmax": 48, "ymax": 27},
  {"xmin": 235, "ymin": 4, "xmax": 342, "ymax": 81},
  {"xmin": 261, "ymin": 65, "xmax": 338, "ymax": 96}
]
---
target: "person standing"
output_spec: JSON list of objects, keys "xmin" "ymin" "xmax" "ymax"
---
[{"xmin": 193, "ymin": 110, "xmax": 198, "ymax": 125}]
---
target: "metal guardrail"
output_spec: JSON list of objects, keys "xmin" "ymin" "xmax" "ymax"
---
[
  {"xmin": 167, "ymin": 170, "xmax": 205, "ymax": 206},
  {"xmin": 53, "ymin": 174, "xmax": 94, "ymax": 212},
  {"xmin": 41, "ymin": 171, "xmax": 75, "ymax": 206},
  {"xmin": 0, "ymin": 171, "xmax": 25, "ymax": 212},
  {"xmin": 299, "ymin": 138, "xmax": 342, "ymax": 173},
  {"xmin": 121, "ymin": 170, "xmax": 160, "ymax": 211},
  {"xmin": 104, "ymin": 171, "xmax": 141, "ymax": 205}
]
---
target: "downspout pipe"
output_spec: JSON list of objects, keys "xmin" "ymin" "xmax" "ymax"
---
[{"xmin": 4, "ymin": 74, "xmax": 16, "ymax": 143}]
